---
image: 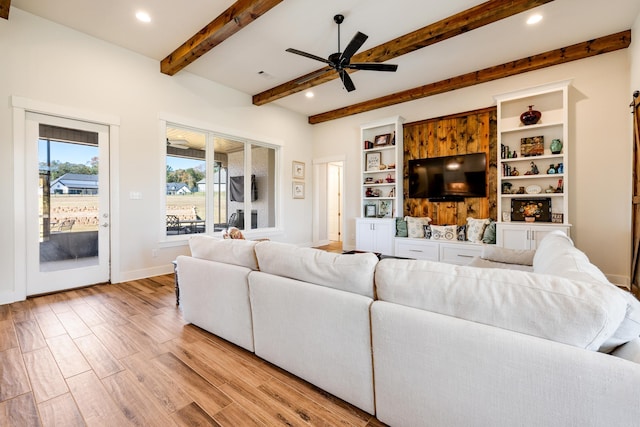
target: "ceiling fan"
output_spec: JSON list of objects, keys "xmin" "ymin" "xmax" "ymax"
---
[
  {"xmin": 166, "ymin": 138, "xmax": 189, "ymax": 149},
  {"xmin": 286, "ymin": 14, "xmax": 398, "ymax": 92}
]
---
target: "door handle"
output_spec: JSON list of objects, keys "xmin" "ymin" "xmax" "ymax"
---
[{"xmin": 101, "ymin": 223, "xmax": 109, "ymax": 228}]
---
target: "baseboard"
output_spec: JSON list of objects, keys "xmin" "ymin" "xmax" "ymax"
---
[
  {"xmin": 0, "ymin": 290, "xmax": 18, "ymax": 305},
  {"xmin": 115, "ymin": 264, "xmax": 174, "ymax": 284},
  {"xmin": 606, "ymin": 273, "xmax": 630, "ymax": 290}
]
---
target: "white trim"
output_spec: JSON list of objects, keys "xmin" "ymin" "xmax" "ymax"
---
[
  {"xmin": 12, "ymin": 96, "xmax": 120, "ymax": 126},
  {"xmin": 312, "ymin": 155, "xmax": 346, "ymax": 248},
  {"xmin": 158, "ymin": 112, "xmax": 284, "ymax": 147},
  {"xmin": 11, "ymin": 96, "xmax": 120, "ymax": 301},
  {"xmin": 117, "ymin": 264, "xmax": 175, "ymax": 283}
]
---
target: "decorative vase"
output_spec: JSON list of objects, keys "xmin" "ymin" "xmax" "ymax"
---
[
  {"xmin": 547, "ymin": 164, "xmax": 556, "ymax": 174},
  {"xmin": 520, "ymin": 105, "xmax": 542, "ymax": 125},
  {"xmin": 550, "ymin": 139, "xmax": 563, "ymax": 154},
  {"xmin": 525, "ymin": 216, "xmax": 535, "ymax": 223}
]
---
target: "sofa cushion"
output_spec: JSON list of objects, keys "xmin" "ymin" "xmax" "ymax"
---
[
  {"xmin": 254, "ymin": 242, "xmax": 378, "ymax": 298},
  {"xmin": 467, "ymin": 257, "xmax": 534, "ymax": 272},
  {"xmin": 375, "ymin": 258, "xmax": 628, "ymax": 351},
  {"xmin": 481, "ymin": 245, "xmax": 535, "ymax": 266},
  {"xmin": 188, "ymin": 235, "xmax": 259, "ymax": 270},
  {"xmin": 534, "ymin": 231, "xmax": 640, "ymax": 352}
]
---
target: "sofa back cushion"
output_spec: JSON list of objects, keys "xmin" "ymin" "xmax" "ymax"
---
[
  {"xmin": 254, "ymin": 242, "xmax": 378, "ymax": 298},
  {"xmin": 533, "ymin": 231, "xmax": 640, "ymax": 352},
  {"xmin": 375, "ymin": 258, "xmax": 628, "ymax": 351},
  {"xmin": 189, "ymin": 235, "xmax": 259, "ymax": 270}
]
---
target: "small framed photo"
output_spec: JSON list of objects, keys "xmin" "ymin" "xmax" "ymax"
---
[
  {"xmin": 374, "ymin": 133, "xmax": 392, "ymax": 146},
  {"xmin": 502, "ymin": 211, "xmax": 511, "ymax": 222},
  {"xmin": 293, "ymin": 182, "xmax": 305, "ymax": 199},
  {"xmin": 365, "ymin": 204, "xmax": 377, "ymax": 218},
  {"xmin": 366, "ymin": 152, "xmax": 381, "ymax": 171},
  {"xmin": 292, "ymin": 161, "xmax": 305, "ymax": 180}
]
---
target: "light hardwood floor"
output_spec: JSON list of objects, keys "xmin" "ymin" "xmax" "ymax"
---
[{"xmin": 0, "ymin": 275, "xmax": 385, "ymax": 426}]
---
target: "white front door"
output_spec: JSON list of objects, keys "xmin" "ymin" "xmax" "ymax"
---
[{"xmin": 25, "ymin": 112, "xmax": 110, "ymax": 295}]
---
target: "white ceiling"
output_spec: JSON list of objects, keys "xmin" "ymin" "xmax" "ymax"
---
[{"xmin": 11, "ymin": 0, "xmax": 640, "ymax": 118}]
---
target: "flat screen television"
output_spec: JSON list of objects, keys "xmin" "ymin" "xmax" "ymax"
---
[
  {"xmin": 229, "ymin": 175, "xmax": 258, "ymax": 202},
  {"xmin": 408, "ymin": 153, "xmax": 487, "ymax": 201}
]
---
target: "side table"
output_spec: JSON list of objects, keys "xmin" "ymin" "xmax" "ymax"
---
[{"xmin": 172, "ymin": 260, "xmax": 179, "ymax": 306}]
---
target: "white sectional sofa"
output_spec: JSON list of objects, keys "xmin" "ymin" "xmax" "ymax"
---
[{"xmin": 176, "ymin": 232, "xmax": 640, "ymax": 427}]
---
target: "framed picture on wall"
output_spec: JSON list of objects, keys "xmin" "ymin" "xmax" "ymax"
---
[
  {"xmin": 293, "ymin": 182, "xmax": 305, "ymax": 199},
  {"xmin": 293, "ymin": 161, "xmax": 305, "ymax": 180}
]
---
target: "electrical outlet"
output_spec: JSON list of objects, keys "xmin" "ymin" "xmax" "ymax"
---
[{"xmin": 151, "ymin": 249, "xmax": 158, "ymax": 258}]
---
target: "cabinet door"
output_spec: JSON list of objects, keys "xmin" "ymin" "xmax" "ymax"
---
[
  {"xmin": 497, "ymin": 225, "xmax": 531, "ymax": 250},
  {"xmin": 530, "ymin": 226, "xmax": 569, "ymax": 250},
  {"xmin": 355, "ymin": 220, "xmax": 375, "ymax": 252},
  {"xmin": 372, "ymin": 220, "xmax": 394, "ymax": 255}
]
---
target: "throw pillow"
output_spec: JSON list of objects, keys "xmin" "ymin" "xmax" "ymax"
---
[
  {"xmin": 481, "ymin": 245, "xmax": 535, "ymax": 266},
  {"xmin": 430, "ymin": 225, "xmax": 457, "ymax": 240},
  {"xmin": 457, "ymin": 225, "xmax": 467, "ymax": 241},
  {"xmin": 423, "ymin": 224, "xmax": 432, "ymax": 239},
  {"xmin": 395, "ymin": 217, "xmax": 408, "ymax": 237},
  {"xmin": 466, "ymin": 217, "xmax": 491, "ymax": 243},
  {"xmin": 482, "ymin": 220, "xmax": 497, "ymax": 244},
  {"xmin": 405, "ymin": 216, "xmax": 432, "ymax": 238}
]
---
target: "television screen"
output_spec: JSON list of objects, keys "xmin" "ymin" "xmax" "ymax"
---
[
  {"xmin": 229, "ymin": 175, "xmax": 258, "ymax": 202},
  {"xmin": 408, "ymin": 153, "xmax": 487, "ymax": 200}
]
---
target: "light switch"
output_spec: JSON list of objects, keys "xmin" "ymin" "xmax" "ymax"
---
[{"xmin": 129, "ymin": 191, "xmax": 142, "ymax": 200}]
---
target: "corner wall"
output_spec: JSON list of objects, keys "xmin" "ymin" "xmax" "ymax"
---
[{"xmin": 312, "ymin": 50, "xmax": 632, "ymax": 285}]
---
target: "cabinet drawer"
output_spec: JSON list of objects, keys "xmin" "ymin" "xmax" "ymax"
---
[
  {"xmin": 395, "ymin": 240, "xmax": 439, "ymax": 261},
  {"xmin": 439, "ymin": 244, "xmax": 482, "ymax": 265}
]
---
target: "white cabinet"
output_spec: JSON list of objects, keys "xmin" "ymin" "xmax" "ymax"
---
[
  {"xmin": 395, "ymin": 238, "xmax": 439, "ymax": 261},
  {"xmin": 355, "ymin": 218, "xmax": 395, "ymax": 255},
  {"xmin": 360, "ymin": 116, "xmax": 404, "ymax": 219},
  {"xmin": 394, "ymin": 238, "xmax": 482, "ymax": 265},
  {"xmin": 494, "ymin": 80, "xmax": 572, "ymax": 246},
  {"xmin": 439, "ymin": 242, "xmax": 483, "ymax": 265},
  {"xmin": 497, "ymin": 223, "xmax": 570, "ymax": 250}
]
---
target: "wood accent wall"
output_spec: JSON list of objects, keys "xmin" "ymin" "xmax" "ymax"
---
[{"xmin": 403, "ymin": 106, "xmax": 497, "ymax": 225}]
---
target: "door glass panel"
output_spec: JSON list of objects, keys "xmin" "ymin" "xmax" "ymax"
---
[
  {"xmin": 38, "ymin": 126, "xmax": 99, "ymax": 272},
  {"xmin": 166, "ymin": 126, "xmax": 206, "ymax": 236}
]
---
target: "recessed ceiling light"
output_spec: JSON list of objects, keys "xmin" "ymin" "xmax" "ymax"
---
[
  {"xmin": 136, "ymin": 11, "xmax": 151, "ymax": 23},
  {"xmin": 305, "ymin": 92, "xmax": 314, "ymax": 98},
  {"xmin": 527, "ymin": 14, "xmax": 542, "ymax": 25}
]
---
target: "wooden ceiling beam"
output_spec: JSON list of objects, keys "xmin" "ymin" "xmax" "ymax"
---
[
  {"xmin": 161, "ymin": 0, "xmax": 283, "ymax": 76},
  {"xmin": 253, "ymin": 0, "xmax": 554, "ymax": 106},
  {"xmin": 1, "ymin": 0, "xmax": 11, "ymax": 20},
  {"xmin": 309, "ymin": 30, "xmax": 631, "ymax": 124}
]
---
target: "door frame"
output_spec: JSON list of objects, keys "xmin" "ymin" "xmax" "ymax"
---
[
  {"xmin": 11, "ymin": 96, "xmax": 120, "ymax": 301},
  {"xmin": 312, "ymin": 155, "xmax": 345, "ymax": 247}
]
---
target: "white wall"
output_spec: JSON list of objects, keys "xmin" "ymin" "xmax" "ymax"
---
[
  {"xmin": 0, "ymin": 9, "xmax": 313, "ymax": 303},
  {"xmin": 632, "ymin": 14, "xmax": 640, "ymax": 103},
  {"xmin": 312, "ymin": 50, "xmax": 633, "ymax": 285}
]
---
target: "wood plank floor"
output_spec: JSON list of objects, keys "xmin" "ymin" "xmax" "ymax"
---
[{"xmin": 0, "ymin": 275, "xmax": 386, "ymax": 426}]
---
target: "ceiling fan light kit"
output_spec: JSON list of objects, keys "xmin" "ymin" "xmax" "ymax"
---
[{"xmin": 286, "ymin": 14, "xmax": 398, "ymax": 92}]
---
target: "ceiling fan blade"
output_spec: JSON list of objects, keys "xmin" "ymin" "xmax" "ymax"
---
[
  {"xmin": 293, "ymin": 68, "xmax": 334, "ymax": 85},
  {"xmin": 348, "ymin": 62, "xmax": 398, "ymax": 72},
  {"xmin": 340, "ymin": 32, "xmax": 368, "ymax": 64},
  {"xmin": 339, "ymin": 70, "xmax": 356, "ymax": 92},
  {"xmin": 286, "ymin": 48, "xmax": 332, "ymax": 65}
]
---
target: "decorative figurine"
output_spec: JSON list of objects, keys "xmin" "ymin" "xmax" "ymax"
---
[
  {"xmin": 510, "ymin": 167, "xmax": 520, "ymax": 176},
  {"xmin": 547, "ymin": 164, "xmax": 556, "ymax": 174}
]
